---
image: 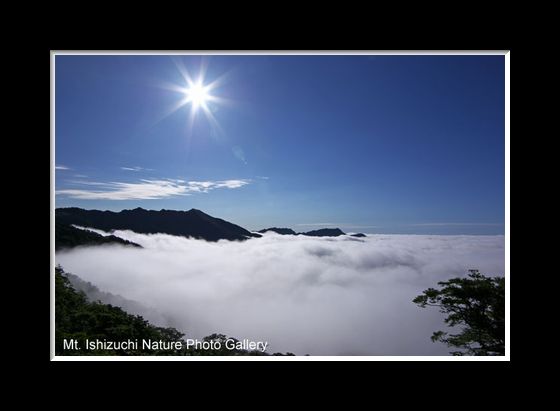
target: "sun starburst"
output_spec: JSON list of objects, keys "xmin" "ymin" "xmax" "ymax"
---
[{"xmin": 161, "ymin": 59, "xmax": 230, "ymax": 136}]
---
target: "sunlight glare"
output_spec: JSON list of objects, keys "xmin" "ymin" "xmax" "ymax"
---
[
  {"xmin": 157, "ymin": 59, "xmax": 232, "ymax": 137},
  {"xmin": 184, "ymin": 82, "xmax": 210, "ymax": 110}
]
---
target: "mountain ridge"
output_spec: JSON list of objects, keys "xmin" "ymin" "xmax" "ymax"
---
[
  {"xmin": 56, "ymin": 207, "xmax": 261, "ymax": 242},
  {"xmin": 257, "ymin": 227, "xmax": 297, "ymax": 235},
  {"xmin": 56, "ymin": 222, "xmax": 142, "ymax": 250},
  {"xmin": 55, "ymin": 207, "xmax": 367, "ymax": 245},
  {"xmin": 259, "ymin": 227, "xmax": 367, "ymax": 237}
]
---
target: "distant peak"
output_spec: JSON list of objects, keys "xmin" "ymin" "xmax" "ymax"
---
[
  {"xmin": 258, "ymin": 227, "xmax": 297, "ymax": 235},
  {"xmin": 301, "ymin": 228, "xmax": 346, "ymax": 237}
]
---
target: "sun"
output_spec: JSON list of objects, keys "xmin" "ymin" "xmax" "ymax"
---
[
  {"xmin": 184, "ymin": 82, "xmax": 211, "ymax": 110},
  {"xmin": 161, "ymin": 59, "xmax": 231, "ymax": 135}
]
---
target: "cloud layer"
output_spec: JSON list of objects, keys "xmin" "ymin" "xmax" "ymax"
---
[
  {"xmin": 56, "ymin": 232, "xmax": 505, "ymax": 355},
  {"xmin": 56, "ymin": 178, "xmax": 251, "ymax": 200}
]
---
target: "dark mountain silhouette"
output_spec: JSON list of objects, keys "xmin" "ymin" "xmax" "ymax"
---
[
  {"xmin": 259, "ymin": 227, "xmax": 348, "ymax": 237},
  {"xmin": 55, "ymin": 207, "xmax": 351, "ymax": 244},
  {"xmin": 301, "ymin": 228, "xmax": 345, "ymax": 237},
  {"xmin": 56, "ymin": 207, "xmax": 261, "ymax": 242},
  {"xmin": 258, "ymin": 227, "xmax": 297, "ymax": 235},
  {"xmin": 56, "ymin": 222, "xmax": 141, "ymax": 251},
  {"xmin": 350, "ymin": 233, "xmax": 367, "ymax": 238}
]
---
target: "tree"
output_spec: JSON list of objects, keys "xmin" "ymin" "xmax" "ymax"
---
[{"xmin": 413, "ymin": 270, "xmax": 505, "ymax": 356}]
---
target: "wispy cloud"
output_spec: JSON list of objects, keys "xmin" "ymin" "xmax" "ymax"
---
[
  {"xmin": 121, "ymin": 166, "xmax": 154, "ymax": 172},
  {"xmin": 56, "ymin": 178, "xmax": 251, "ymax": 200},
  {"xmin": 186, "ymin": 180, "xmax": 250, "ymax": 193},
  {"xmin": 55, "ymin": 165, "xmax": 70, "ymax": 170}
]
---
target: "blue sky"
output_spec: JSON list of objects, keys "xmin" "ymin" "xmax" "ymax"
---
[{"xmin": 55, "ymin": 54, "xmax": 505, "ymax": 234}]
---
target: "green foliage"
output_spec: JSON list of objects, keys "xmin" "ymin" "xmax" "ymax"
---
[
  {"xmin": 55, "ymin": 266, "xmax": 293, "ymax": 356},
  {"xmin": 56, "ymin": 266, "xmax": 184, "ymax": 355},
  {"xmin": 413, "ymin": 270, "xmax": 505, "ymax": 355}
]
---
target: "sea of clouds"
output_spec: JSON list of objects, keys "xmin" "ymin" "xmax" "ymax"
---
[{"xmin": 56, "ymin": 231, "xmax": 505, "ymax": 355}]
